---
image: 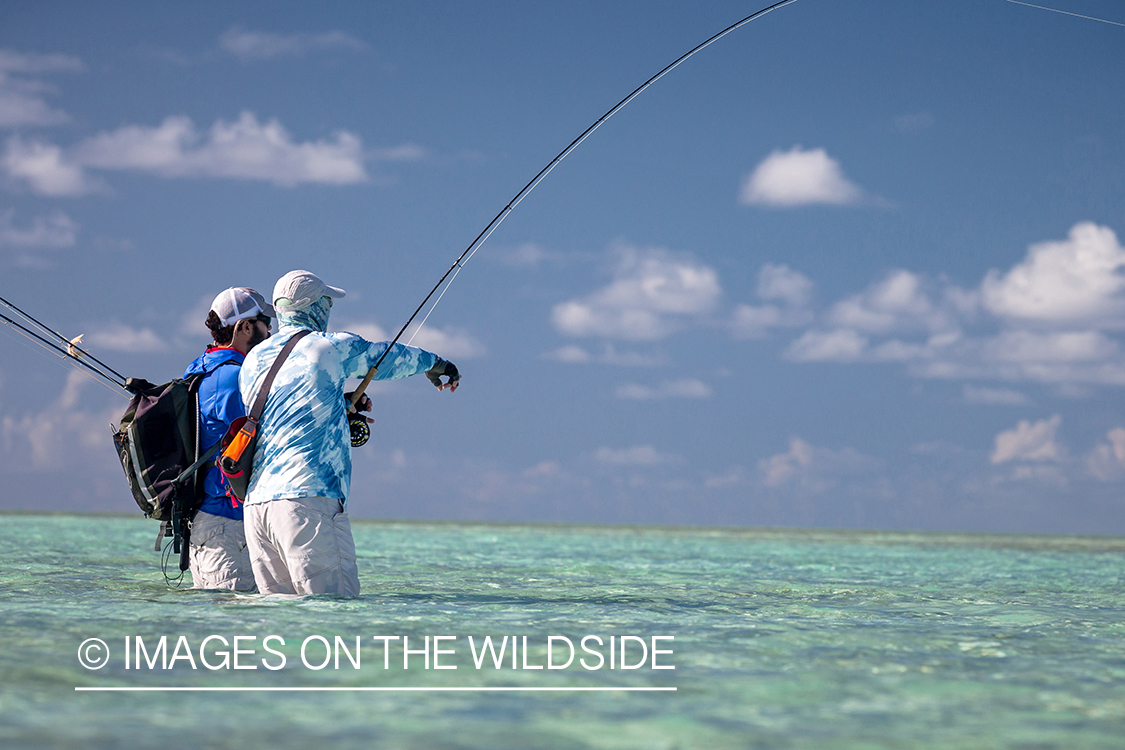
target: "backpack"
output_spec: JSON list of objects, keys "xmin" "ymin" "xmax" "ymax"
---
[{"xmin": 112, "ymin": 363, "xmax": 237, "ymax": 571}]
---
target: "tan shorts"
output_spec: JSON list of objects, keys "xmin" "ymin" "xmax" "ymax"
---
[
  {"xmin": 243, "ymin": 497, "xmax": 360, "ymax": 597},
  {"xmin": 188, "ymin": 511, "xmax": 256, "ymax": 591}
]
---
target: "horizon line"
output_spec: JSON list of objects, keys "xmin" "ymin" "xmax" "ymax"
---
[{"xmin": 76, "ymin": 686, "xmax": 677, "ymax": 692}]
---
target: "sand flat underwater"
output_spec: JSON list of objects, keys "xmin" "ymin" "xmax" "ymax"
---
[{"xmin": 1, "ymin": 513, "xmax": 1123, "ymax": 749}]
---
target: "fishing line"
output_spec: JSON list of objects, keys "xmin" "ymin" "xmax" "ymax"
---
[
  {"xmin": 0, "ymin": 294, "xmax": 129, "ymax": 386},
  {"xmin": 1004, "ymin": 0, "xmax": 1125, "ymax": 28},
  {"xmin": 355, "ymin": 0, "xmax": 800, "ymax": 385},
  {"xmin": 0, "ymin": 310, "xmax": 129, "ymax": 395}
]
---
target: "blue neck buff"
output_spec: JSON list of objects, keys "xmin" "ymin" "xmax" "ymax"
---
[{"xmin": 278, "ymin": 295, "xmax": 331, "ymax": 332}]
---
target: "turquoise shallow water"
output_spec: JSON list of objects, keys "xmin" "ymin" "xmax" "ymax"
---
[{"xmin": 1, "ymin": 514, "xmax": 1123, "ymax": 749}]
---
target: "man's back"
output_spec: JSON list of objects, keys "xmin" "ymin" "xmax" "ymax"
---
[{"xmin": 239, "ymin": 326, "xmax": 438, "ymax": 505}]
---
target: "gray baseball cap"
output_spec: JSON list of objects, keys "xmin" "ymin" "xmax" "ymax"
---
[
  {"xmin": 210, "ymin": 287, "xmax": 275, "ymax": 327},
  {"xmin": 272, "ymin": 270, "xmax": 347, "ymax": 312}
]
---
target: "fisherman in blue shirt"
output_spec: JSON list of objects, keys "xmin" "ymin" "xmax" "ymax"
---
[
  {"xmin": 182, "ymin": 287, "xmax": 274, "ymax": 591},
  {"xmin": 239, "ymin": 270, "xmax": 460, "ymax": 596}
]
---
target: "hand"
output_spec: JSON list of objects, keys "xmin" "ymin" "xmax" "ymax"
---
[
  {"xmin": 344, "ymin": 391, "xmax": 374, "ymax": 423},
  {"xmin": 425, "ymin": 358, "xmax": 460, "ymax": 392}
]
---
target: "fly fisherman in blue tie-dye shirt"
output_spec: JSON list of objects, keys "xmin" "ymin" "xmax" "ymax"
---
[{"xmin": 238, "ymin": 270, "xmax": 460, "ymax": 596}]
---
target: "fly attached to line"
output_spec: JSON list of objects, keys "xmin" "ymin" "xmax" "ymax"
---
[{"xmin": 0, "ymin": 294, "xmax": 128, "ymax": 396}]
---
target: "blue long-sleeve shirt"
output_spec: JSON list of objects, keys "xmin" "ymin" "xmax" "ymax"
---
[{"xmin": 183, "ymin": 347, "xmax": 245, "ymax": 520}]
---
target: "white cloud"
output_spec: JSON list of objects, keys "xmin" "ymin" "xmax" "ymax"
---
[
  {"xmin": 73, "ymin": 112, "xmax": 367, "ymax": 186},
  {"xmin": 785, "ymin": 328, "xmax": 868, "ymax": 362},
  {"xmin": 981, "ymin": 223, "xmax": 1125, "ymax": 324},
  {"xmin": 758, "ymin": 263, "xmax": 814, "ymax": 307},
  {"xmin": 982, "ymin": 330, "xmax": 1117, "ymax": 364},
  {"xmin": 828, "ymin": 270, "xmax": 946, "ymax": 334},
  {"xmin": 765, "ymin": 223, "xmax": 1125, "ymax": 388},
  {"xmin": 0, "ymin": 50, "xmax": 82, "ymax": 128},
  {"xmin": 552, "ymin": 246, "xmax": 721, "ymax": 340},
  {"xmin": 594, "ymin": 445, "xmax": 676, "ymax": 467},
  {"xmin": 740, "ymin": 146, "xmax": 865, "ymax": 207},
  {"xmin": 615, "ymin": 379, "xmax": 711, "ymax": 400},
  {"xmin": 402, "ymin": 324, "xmax": 485, "ymax": 360},
  {"xmin": 1086, "ymin": 427, "xmax": 1125, "ymax": 481},
  {"xmin": 730, "ymin": 263, "xmax": 814, "ymax": 339},
  {"xmin": 1, "ymin": 370, "xmax": 119, "ymax": 471},
  {"xmin": 337, "ymin": 320, "xmax": 485, "ymax": 360},
  {"xmin": 991, "ymin": 415, "xmax": 1063, "ymax": 464},
  {"xmin": 178, "ymin": 295, "xmax": 217, "ymax": 339},
  {"xmin": 85, "ymin": 323, "xmax": 168, "ymax": 353},
  {"xmin": 2, "ymin": 137, "xmax": 101, "ymax": 196},
  {"xmin": 4, "ymin": 113, "xmax": 370, "ymax": 194},
  {"xmin": 543, "ymin": 343, "xmax": 664, "ymax": 367},
  {"xmin": 0, "ymin": 209, "xmax": 77, "ymax": 248},
  {"xmin": 961, "ymin": 385, "xmax": 1029, "ymax": 406},
  {"xmin": 760, "ymin": 437, "xmax": 813, "ymax": 487},
  {"xmin": 758, "ymin": 437, "xmax": 878, "ymax": 492},
  {"xmin": 220, "ymin": 28, "xmax": 367, "ymax": 60}
]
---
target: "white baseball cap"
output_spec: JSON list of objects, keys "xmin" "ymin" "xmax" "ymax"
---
[
  {"xmin": 210, "ymin": 287, "xmax": 275, "ymax": 327},
  {"xmin": 273, "ymin": 270, "xmax": 347, "ymax": 312}
]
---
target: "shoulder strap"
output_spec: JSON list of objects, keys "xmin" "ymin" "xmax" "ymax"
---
[
  {"xmin": 248, "ymin": 329, "xmax": 312, "ymax": 421},
  {"xmin": 171, "ymin": 334, "xmax": 309, "ymax": 489}
]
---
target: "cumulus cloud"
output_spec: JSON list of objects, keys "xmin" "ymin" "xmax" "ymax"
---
[
  {"xmin": 615, "ymin": 379, "xmax": 711, "ymax": 400},
  {"xmin": 2, "ymin": 137, "xmax": 102, "ymax": 196},
  {"xmin": 982, "ymin": 223, "xmax": 1125, "ymax": 324},
  {"xmin": 542, "ymin": 343, "xmax": 663, "ymax": 367},
  {"xmin": 760, "ymin": 437, "xmax": 813, "ymax": 487},
  {"xmin": 766, "ymin": 223, "xmax": 1125, "ymax": 387},
  {"xmin": 828, "ymin": 270, "xmax": 952, "ymax": 334},
  {"xmin": 74, "ymin": 112, "xmax": 367, "ymax": 186},
  {"xmin": 403, "ymin": 325, "xmax": 485, "ymax": 360},
  {"xmin": 0, "ymin": 50, "xmax": 82, "ymax": 128},
  {"xmin": 337, "ymin": 320, "xmax": 485, "ymax": 360},
  {"xmin": 991, "ymin": 415, "xmax": 1063, "ymax": 464},
  {"xmin": 594, "ymin": 445, "xmax": 676, "ymax": 467},
  {"xmin": 220, "ymin": 28, "xmax": 367, "ymax": 60},
  {"xmin": 730, "ymin": 263, "xmax": 814, "ymax": 339},
  {"xmin": 758, "ymin": 262, "xmax": 814, "ymax": 307},
  {"xmin": 552, "ymin": 246, "xmax": 720, "ymax": 340},
  {"xmin": 758, "ymin": 437, "xmax": 879, "ymax": 492},
  {"xmin": 3, "ymin": 112, "xmax": 371, "ymax": 194},
  {"xmin": 740, "ymin": 146, "xmax": 865, "ymax": 207},
  {"xmin": 1, "ymin": 370, "xmax": 119, "ymax": 471},
  {"xmin": 85, "ymin": 323, "xmax": 168, "ymax": 353},
  {"xmin": 785, "ymin": 328, "xmax": 868, "ymax": 362},
  {"xmin": 1086, "ymin": 427, "xmax": 1125, "ymax": 481}
]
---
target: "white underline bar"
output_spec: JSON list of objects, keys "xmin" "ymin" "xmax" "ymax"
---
[{"xmin": 76, "ymin": 686, "xmax": 676, "ymax": 692}]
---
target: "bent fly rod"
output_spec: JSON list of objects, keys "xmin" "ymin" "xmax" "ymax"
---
[{"xmin": 347, "ymin": 0, "xmax": 800, "ymax": 433}]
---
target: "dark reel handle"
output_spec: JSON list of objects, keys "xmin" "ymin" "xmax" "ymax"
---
[{"xmin": 349, "ymin": 416, "xmax": 370, "ymax": 447}]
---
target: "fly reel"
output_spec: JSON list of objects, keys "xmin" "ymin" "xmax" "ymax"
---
[{"xmin": 349, "ymin": 416, "xmax": 370, "ymax": 447}]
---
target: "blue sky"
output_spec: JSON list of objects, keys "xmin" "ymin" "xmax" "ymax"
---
[{"xmin": 1, "ymin": 0, "xmax": 1123, "ymax": 534}]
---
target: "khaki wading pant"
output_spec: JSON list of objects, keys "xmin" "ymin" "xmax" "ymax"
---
[
  {"xmin": 244, "ymin": 496, "xmax": 360, "ymax": 596},
  {"xmin": 188, "ymin": 510, "xmax": 257, "ymax": 592}
]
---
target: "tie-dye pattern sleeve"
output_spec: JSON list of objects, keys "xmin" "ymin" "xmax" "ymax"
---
[{"xmin": 331, "ymin": 333, "xmax": 439, "ymax": 380}]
